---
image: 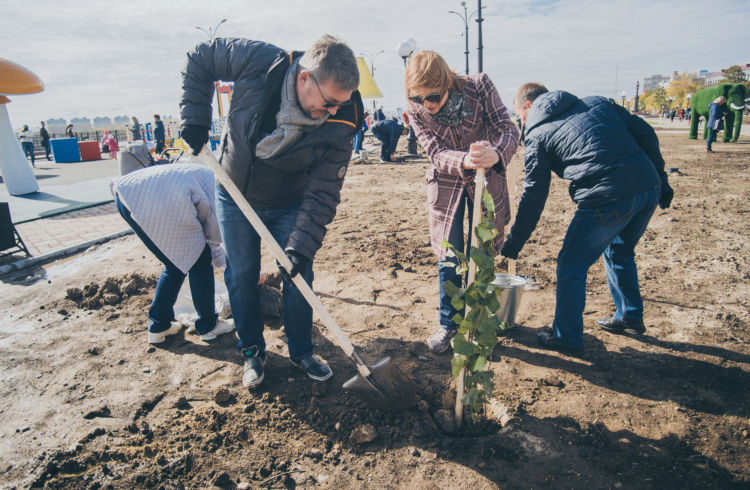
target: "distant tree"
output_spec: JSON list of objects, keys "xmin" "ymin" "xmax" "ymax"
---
[
  {"xmin": 667, "ymin": 77, "xmax": 700, "ymax": 109},
  {"xmin": 721, "ymin": 65, "xmax": 747, "ymax": 84},
  {"xmin": 640, "ymin": 87, "xmax": 667, "ymax": 113}
]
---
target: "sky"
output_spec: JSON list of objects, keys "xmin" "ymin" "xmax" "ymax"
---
[{"xmin": 2, "ymin": 0, "xmax": 748, "ymax": 129}]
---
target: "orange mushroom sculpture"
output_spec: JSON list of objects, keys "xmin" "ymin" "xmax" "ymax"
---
[{"xmin": 0, "ymin": 58, "xmax": 44, "ymax": 195}]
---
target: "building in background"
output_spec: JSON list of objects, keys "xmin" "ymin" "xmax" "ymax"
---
[{"xmin": 643, "ymin": 74, "xmax": 669, "ymax": 93}]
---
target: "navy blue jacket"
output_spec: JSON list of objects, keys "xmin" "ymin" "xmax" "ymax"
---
[{"xmin": 505, "ymin": 91, "xmax": 666, "ymax": 254}]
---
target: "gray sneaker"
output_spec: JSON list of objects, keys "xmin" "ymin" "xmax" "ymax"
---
[
  {"xmin": 242, "ymin": 346, "xmax": 266, "ymax": 388},
  {"xmin": 291, "ymin": 354, "xmax": 333, "ymax": 381},
  {"xmin": 427, "ymin": 328, "xmax": 458, "ymax": 353}
]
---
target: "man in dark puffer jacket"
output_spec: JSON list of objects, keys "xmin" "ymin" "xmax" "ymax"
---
[
  {"xmin": 179, "ymin": 35, "xmax": 363, "ymax": 388},
  {"xmin": 502, "ymin": 83, "xmax": 674, "ymax": 354}
]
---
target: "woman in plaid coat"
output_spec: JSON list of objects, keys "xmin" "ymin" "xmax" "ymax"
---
[{"xmin": 405, "ymin": 51, "xmax": 519, "ymax": 353}]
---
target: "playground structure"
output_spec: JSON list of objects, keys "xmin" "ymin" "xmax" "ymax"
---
[{"xmin": 0, "ymin": 58, "xmax": 43, "ymax": 195}]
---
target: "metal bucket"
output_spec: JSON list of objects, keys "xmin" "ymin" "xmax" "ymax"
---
[{"xmin": 491, "ymin": 273, "xmax": 527, "ymax": 326}]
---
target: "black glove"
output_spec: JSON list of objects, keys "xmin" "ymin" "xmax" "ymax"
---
[
  {"xmin": 180, "ymin": 125, "xmax": 209, "ymax": 156},
  {"xmin": 659, "ymin": 182, "xmax": 674, "ymax": 209},
  {"xmin": 500, "ymin": 240, "xmax": 519, "ymax": 260},
  {"xmin": 279, "ymin": 250, "xmax": 308, "ymax": 283}
]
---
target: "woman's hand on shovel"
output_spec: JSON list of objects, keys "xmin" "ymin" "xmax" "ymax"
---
[{"xmin": 462, "ymin": 141, "xmax": 499, "ymax": 169}]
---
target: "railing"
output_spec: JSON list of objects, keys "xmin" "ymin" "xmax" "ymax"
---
[{"xmin": 32, "ymin": 129, "xmax": 127, "ymax": 146}]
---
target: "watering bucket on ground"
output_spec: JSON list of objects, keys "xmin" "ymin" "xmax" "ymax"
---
[{"xmin": 492, "ymin": 273, "xmax": 527, "ymax": 326}]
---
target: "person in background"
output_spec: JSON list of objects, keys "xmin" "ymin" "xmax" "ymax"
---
[
  {"xmin": 102, "ymin": 131, "xmax": 119, "ymax": 160},
  {"xmin": 65, "ymin": 124, "xmax": 75, "ymax": 138},
  {"xmin": 375, "ymin": 105, "xmax": 386, "ymax": 122},
  {"xmin": 404, "ymin": 50, "xmax": 519, "ymax": 353},
  {"xmin": 39, "ymin": 121, "xmax": 51, "ymax": 161},
  {"xmin": 706, "ymin": 96, "xmax": 726, "ymax": 153},
  {"xmin": 153, "ymin": 114, "xmax": 166, "ymax": 154},
  {"xmin": 111, "ymin": 163, "xmax": 234, "ymax": 345},
  {"xmin": 179, "ymin": 34, "xmax": 363, "ymax": 389},
  {"xmin": 352, "ymin": 111, "xmax": 369, "ymax": 156},
  {"xmin": 502, "ymin": 82, "xmax": 674, "ymax": 354},
  {"xmin": 129, "ymin": 116, "xmax": 142, "ymax": 142},
  {"xmin": 17, "ymin": 124, "xmax": 35, "ymax": 167},
  {"xmin": 370, "ymin": 118, "xmax": 406, "ymax": 162}
]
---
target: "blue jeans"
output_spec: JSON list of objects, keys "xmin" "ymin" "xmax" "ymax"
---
[
  {"xmin": 438, "ymin": 193, "xmax": 472, "ymax": 330},
  {"xmin": 21, "ymin": 142, "xmax": 35, "ymax": 166},
  {"xmin": 353, "ymin": 130, "xmax": 364, "ymax": 153},
  {"xmin": 552, "ymin": 186, "xmax": 660, "ymax": 348},
  {"xmin": 216, "ymin": 187, "xmax": 314, "ymax": 360},
  {"xmin": 116, "ymin": 195, "xmax": 218, "ymax": 334},
  {"xmin": 707, "ymin": 127, "xmax": 717, "ymax": 149}
]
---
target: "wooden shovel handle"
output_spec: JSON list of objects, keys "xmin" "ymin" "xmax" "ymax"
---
[{"xmin": 198, "ymin": 148, "xmax": 371, "ymax": 376}]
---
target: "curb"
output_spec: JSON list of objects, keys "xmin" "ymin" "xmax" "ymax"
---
[{"xmin": 0, "ymin": 229, "xmax": 134, "ymax": 277}]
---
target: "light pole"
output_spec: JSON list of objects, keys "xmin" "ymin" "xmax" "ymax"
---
[
  {"xmin": 360, "ymin": 50, "xmax": 385, "ymax": 76},
  {"xmin": 397, "ymin": 39, "xmax": 419, "ymax": 157},
  {"xmin": 476, "ymin": 0, "xmax": 484, "ymax": 72},
  {"xmin": 195, "ymin": 18, "xmax": 227, "ymax": 41},
  {"xmin": 449, "ymin": 2, "xmax": 476, "ymax": 75}
]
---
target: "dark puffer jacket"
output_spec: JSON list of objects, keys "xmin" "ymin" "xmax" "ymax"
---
[
  {"xmin": 505, "ymin": 91, "xmax": 667, "ymax": 253},
  {"xmin": 179, "ymin": 38, "xmax": 364, "ymax": 261}
]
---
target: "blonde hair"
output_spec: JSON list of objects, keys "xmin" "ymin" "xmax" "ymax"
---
[
  {"xmin": 714, "ymin": 96, "xmax": 727, "ymax": 104},
  {"xmin": 405, "ymin": 50, "xmax": 465, "ymax": 97}
]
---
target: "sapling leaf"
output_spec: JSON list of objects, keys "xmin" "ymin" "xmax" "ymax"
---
[
  {"xmin": 475, "ymin": 223, "xmax": 498, "ymax": 243},
  {"xmin": 482, "ymin": 189, "xmax": 495, "ymax": 214},
  {"xmin": 450, "ymin": 296, "xmax": 465, "ymax": 311},
  {"xmin": 452, "ymin": 334, "xmax": 478, "ymax": 356},
  {"xmin": 442, "ymin": 280, "xmax": 460, "ymax": 297},
  {"xmin": 473, "ymin": 355, "xmax": 487, "ymax": 372},
  {"xmin": 476, "ymin": 329, "xmax": 499, "ymax": 349},
  {"xmin": 451, "ymin": 356, "xmax": 466, "ymax": 378}
]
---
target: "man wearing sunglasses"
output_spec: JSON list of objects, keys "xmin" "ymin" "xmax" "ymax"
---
[{"xmin": 179, "ymin": 35, "xmax": 364, "ymax": 389}]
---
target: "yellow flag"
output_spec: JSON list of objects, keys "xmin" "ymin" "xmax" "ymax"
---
[{"xmin": 356, "ymin": 57, "xmax": 383, "ymax": 99}]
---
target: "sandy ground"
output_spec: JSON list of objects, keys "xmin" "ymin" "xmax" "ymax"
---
[{"xmin": 0, "ymin": 132, "xmax": 748, "ymax": 489}]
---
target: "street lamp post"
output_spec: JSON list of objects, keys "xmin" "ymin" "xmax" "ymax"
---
[
  {"xmin": 195, "ymin": 18, "xmax": 227, "ymax": 41},
  {"xmin": 360, "ymin": 49, "xmax": 385, "ymax": 77},
  {"xmin": 360, "ymin": 49, "xmax": 385, "ymax": 113},
  {"xmin": 476, "ymin": 0, "xmax": 484, "ymax": 72},
  {"xmin": 449, "ymin": 2, "xmax": 476, "ymax": 75},
  {"xmin": 397, "ymin": 39, "xmax": 420, "ymax": 157}
]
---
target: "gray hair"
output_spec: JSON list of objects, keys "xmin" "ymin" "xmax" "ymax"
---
[
  {"xmin": 299, "ymin": 35, "xmax": 359, "ymax": 91},
  {"xmin": 514, "ymin": 82, "xmax": 549, "ymax": 107},
  {"xmin": 714, "ymin": 96, "xmax": 726, "ymax": 104}
]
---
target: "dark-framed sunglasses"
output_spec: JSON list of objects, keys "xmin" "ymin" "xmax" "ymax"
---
[
  {"xmin": 408, "ymin": 92, "xmax": 443, "ymax": 105},
  {"xmin": 310, "ymin": 72, "xmax": 351, "ymax": 109}
]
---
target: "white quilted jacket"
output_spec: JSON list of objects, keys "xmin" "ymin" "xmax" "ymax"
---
[{"xmin": 111, "ymin": 163, "xmax": 223, "ymax": 274}]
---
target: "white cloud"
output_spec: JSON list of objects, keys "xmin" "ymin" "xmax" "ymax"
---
[{"xmin": 2, "ymin": 0, "xmax": 748, "ymax": 128}]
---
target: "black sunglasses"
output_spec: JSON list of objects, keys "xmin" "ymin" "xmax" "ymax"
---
[
  {"xmin": 310, "ymin": 72, "xmax": 351, "ymax": 109},
  {"xmin": 408, "ymin": 92, "xmax": 443, "ymax": 105}
]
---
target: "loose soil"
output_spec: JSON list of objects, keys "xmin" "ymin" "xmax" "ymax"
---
[{"xmin": 1, "ymin": 131, "xmax": 748, "ymax": 489}]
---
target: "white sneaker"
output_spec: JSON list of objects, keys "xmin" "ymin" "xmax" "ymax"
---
[
  {"xmin": 199, "ymin": 319, "xmax": 235, "ymax": 341},
  {"xmin": 148, "ymin": 321, "xmax": 183, "ymax": 344}
]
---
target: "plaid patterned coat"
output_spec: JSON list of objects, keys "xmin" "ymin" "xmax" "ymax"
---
[{"xmin": 406, "ymin": 73, "xmax": 519, "ymax": 260}]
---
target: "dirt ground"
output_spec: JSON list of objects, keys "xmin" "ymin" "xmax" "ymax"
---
[{"xmin": 1, "ymin": 131, "xmax": 748, "ymax": 489}]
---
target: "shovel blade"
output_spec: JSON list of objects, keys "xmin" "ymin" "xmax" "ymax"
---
[{"xmin": 342, "ymin": 357, "xmax": 417, "ymax": 412}]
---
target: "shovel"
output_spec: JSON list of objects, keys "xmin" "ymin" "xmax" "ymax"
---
[{"xmin": 198, "ymin": 147, "xmax": 417, "ymax": 411}]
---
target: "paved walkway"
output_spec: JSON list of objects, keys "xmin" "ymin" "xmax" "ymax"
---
[{"xmin": 13, "ymin": 202, "xmax": 128, "ymax": 257}]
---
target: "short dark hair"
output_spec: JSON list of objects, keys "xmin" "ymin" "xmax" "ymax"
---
[
  {"xmin": 514, "ymin": 82, "xmax": 549, "ymax": 107},
  {"xmin": 153, "ymin": 114, "xmax": 160, "ymax": 120}
]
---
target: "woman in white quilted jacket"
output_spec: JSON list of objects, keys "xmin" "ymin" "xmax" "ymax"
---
[{"xmin": 111, "ymin": 163, "xmax": 234, "ymax": 344}]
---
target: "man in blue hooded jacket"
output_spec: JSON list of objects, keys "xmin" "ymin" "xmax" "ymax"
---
[{"xmin": 502, "ymin": 83, "xmax": 674, "ymax": 353}]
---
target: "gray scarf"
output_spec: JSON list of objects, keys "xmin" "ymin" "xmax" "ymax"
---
[
  {"xmin": 430, "ymin": 89, "xmax": 473, "ymax": 127},
  {"xmin": 255, "ymin": 61, "xmax": 328, "ymax": 159}
]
